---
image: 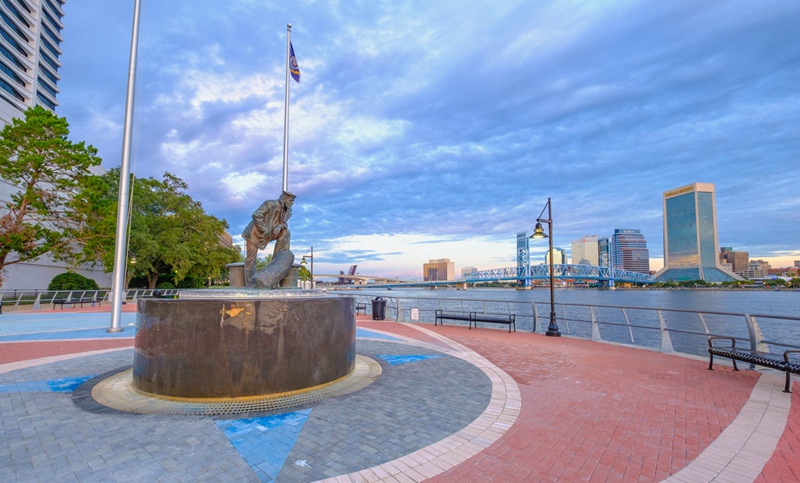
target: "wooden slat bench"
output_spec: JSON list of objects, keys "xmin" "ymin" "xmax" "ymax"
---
[{"xmin": 708, "ymin": 336, "xmax": 800, "ymax": 393}]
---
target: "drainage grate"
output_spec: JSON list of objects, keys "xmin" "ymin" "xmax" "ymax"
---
[{"xmin": 91, "ymin": 355, "xmax": 382, "ymax": 416}]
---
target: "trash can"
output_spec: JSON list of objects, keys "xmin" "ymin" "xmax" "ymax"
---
[{"xmin": 372, "ymin": 297, "xmax": 386, "ymax": 320}]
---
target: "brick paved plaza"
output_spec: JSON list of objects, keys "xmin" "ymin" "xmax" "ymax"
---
[{"xmin": 0, "ymin": 306, "xmax": 798, "ymax": 482}]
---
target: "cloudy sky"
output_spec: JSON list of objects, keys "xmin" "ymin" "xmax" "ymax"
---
[{"xmin": 56, "ymin": 0, "xmax": 800, "ymax": 279}]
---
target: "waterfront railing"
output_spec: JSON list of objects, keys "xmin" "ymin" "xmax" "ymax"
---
[
  {"xmin": 348, "ymin": 293, "xmax": 800, "ymax": 359},
  {"xmin": 4, "ymin": 288, "xmax": 798, "ymax": 362},
  {"xmin": 0, "ymin": 288, "xmax": 179, "ymax": 311}
]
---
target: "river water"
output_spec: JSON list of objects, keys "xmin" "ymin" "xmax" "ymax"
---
[
  {"xmin": 343, "ymin": 287, "xmax": 799, "ymax": 317},
  {"xmin": 338, "ymin": 287, "xmax": 800, "ymax": 356}
]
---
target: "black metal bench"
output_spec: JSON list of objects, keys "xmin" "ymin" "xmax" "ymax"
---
[
  {"xmin": 355, "ymin": 303, "xmax": 367, "ymax": 315},
  {"xmin": 52, "ymin": 298, "xmax": 97, "ymax": 310},
  {"xmin": 435, "ymin": 309, "xmax": 516, "ymax": 333},
  {"xmin": 708, "ymin": 336, "xmax": 800, "ymax": 393}
]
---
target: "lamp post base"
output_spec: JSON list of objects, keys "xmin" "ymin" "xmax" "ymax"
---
[{"xmin": 545, "ymin": 329, "xmax": 562, "ymax": 337}]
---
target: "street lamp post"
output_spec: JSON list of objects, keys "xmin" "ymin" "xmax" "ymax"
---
[
  {"xmin": 530, "ymin": 198, "xmax": 561, "ymax": 337},
  {"xmin": 301, "ymin": 246, "xmax": 314, "ymax": 289}
]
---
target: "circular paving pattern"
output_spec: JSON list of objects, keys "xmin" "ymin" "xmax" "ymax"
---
[{"xmin": 91, "ymin": 354, "xmax": 382, "ymax": 416}]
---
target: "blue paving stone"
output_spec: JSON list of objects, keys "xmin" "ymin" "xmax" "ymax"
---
[
  {"xmin": 377, "ymin": 354, "xmax": 443, "ymax": 365},
  {"xmin": 0, "ymin": 375, "xmax": 95, "ymax": 393},
  {"xmin": 216, "ymin": 409, "xmax": 311, "ymax": 482},
  {"xmin": 356, "ymin": 328, "xmax": 401, "ymax": 341}
]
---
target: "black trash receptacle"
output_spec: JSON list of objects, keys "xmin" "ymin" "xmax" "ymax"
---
[{"xmin": 372, "ymin": 297, "xmax": 386, "ymax": 320}]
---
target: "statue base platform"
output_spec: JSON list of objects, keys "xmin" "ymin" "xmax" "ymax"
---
[{"xmin": 133, "ymin": 290, "xmax": 356, "ymax": 398}]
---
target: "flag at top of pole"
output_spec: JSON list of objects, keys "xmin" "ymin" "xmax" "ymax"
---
[{"xmin": 290, "ymin": 42, "xmax": 300, "ymax": 82}]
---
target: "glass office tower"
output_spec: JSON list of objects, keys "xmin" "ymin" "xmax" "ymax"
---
[{"xmin": 656, "ymin": 183, "xmax": 739, "ymax": 282}]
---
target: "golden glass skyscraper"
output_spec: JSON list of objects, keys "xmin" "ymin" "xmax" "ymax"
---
[{"xmin": 656, "ymin": 182, "xmax": 740, "ymax": 282}]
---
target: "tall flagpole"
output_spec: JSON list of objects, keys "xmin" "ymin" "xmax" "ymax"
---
[
  {"xmin": 282, "ymin": 23, "xmax": 292, "ymax": 193},
  {"xmin": 108, "ymin": 0, "xmax": 142, "ymax": 333}
]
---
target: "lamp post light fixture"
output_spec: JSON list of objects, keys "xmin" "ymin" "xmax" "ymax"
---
[
  {"xmin": 530, "ymin": 198, "xmax": 561, "ymax": 337},
  {"xmin": 301, "ymin": 246, "xmax": 314, "ymax": 289}
]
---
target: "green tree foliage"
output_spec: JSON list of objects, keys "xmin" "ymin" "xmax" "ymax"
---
[
  {"xmin": 48, "ymin": 272, "xmax": 99, "ymax": 291},
  {"xmin": 88, "ymin": 170, "xmax": 239, "ymax": 288},
  {"xmin": 0, "ymin": 106, "xmax": 102, "ymax": 286},
  {"xmin": 298, "ymin": 265, "xmax": 311, "ymax": 281}
]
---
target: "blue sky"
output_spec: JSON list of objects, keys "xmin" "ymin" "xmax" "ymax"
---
[{"xmin": 56, "ymin": 1, "xmax": 800, "ymax": 279}]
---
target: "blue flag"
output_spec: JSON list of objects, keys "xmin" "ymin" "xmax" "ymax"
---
[{"xmin": 290, "ymin": 42, "xmax": 300, "ymax": 83}]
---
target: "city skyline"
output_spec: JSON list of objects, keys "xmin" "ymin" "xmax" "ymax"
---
[{"xmin": 52, "ymin": 1, "xmax": 800, "ymax": 279}]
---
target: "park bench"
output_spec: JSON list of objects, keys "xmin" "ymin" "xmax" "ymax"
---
[
  {"xmin": 52, "ymin": 298, "xmax": 97, "ymax": 310},
  {"xmin": 355, "ymin": 302, "xmax": 367, "ymax": 315},
  {"xmin": 435, "ymin": 309, "xmax": 516, "ymax": 333},
  {"xmin": 708, "ymin": 336, "xmax": 800, "ymax": 393}
]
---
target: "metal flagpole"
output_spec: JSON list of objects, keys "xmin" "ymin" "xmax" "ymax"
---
[
  {"xmin": 282, "ymin": 23, "xmax": 292, "ymax": 193},
  {"xmin": 108, "ymin": 0, "xmax": 142, "ymax": 333}
]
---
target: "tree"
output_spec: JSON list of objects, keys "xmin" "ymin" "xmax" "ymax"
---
[
  {"xmin": 87, "ymin": 170, "xmax": 239, "ymax": 288},
  {"xmin": 0, "ymin": 106, "xmax": 102, "ymax": 286}
]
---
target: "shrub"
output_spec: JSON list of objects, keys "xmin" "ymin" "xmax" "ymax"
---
[
  {"xmin": 155, "ymin": 282, "xmax": 176, "ymax": 289},
  {"xmin": 48, "ymin": 272, "xmax": 100, "ymax": 291}
]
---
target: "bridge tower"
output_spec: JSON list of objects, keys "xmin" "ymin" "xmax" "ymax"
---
[{"xmin": 516, "ymin": 232, "xmax": 531, "ymax": 289}]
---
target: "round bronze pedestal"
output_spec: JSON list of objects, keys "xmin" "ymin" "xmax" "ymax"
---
[{"xmin": 134, "ymin": 293, "xmax": 355, "ymax": 398}]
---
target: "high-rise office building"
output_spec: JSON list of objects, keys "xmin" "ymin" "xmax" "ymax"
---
[
  {"xmin": 612, "ymin": 229, "xmax": 650, "ymax": 274},
  {"xmin": 545, "ymin": 247, "xmax": 567, "ymax": 265},
  {"xmin": 0, "ymin": 0, "xmax": 64, "ymax": 124},
  {"xmin": 655, "ymin": 183, "xmax": 740, "ymax": 282},
  {"xmin": 423, "ymin": 258, "xmax": 455, "ymax": 281},
  {"xmin": 0, "ymin": 2, "xmax": 110, "ymax": 290},
  {"xmin": 598, "ymin": 237, "xmax": 611, "ymax": 268},
  {"xmin": 460, "ymin": 266, "xmax": 477, "ymax": 277},
  {"xmin": 571, "ymin": 235, "xmax": 599, "ymax": 265}
]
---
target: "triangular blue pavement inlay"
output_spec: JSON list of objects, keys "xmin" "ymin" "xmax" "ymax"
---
[
  {"xmin": 0, "ymin": 375, "xmax": 96, "ymax": 393},
  {"xmin": 356, "ymin": 327, "xmax": 401, "ymax": 341},
  {"xmin": 46, "ymin": 375, "xmax": 95, "ymax": 392},
  {"xmin": 377, "ymin": 354, "xmax": 443, "ymax": 365},
  {"xmin": 216, "ymin": 408, "xmax": 311, "ymax": 482}
]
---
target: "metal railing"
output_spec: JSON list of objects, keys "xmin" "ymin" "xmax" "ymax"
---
[
  {"xmin": 0, "ymin": 288, "xmax": 180, "ymax": 311},
  {"xmin": 4, "ymin": 289, "xmax": 797, "ymax": 360},
  {"xmin": 349, "ymin": 293, "xmax": 800, "ymax": 359}
]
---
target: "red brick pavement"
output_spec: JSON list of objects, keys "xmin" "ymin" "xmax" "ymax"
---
[
  {"xmin": 5, "ymin": 311, "xmax": 798, "ymax": 481},
  {"xmin": 368, "ymin": 322, "xmax": 791, "ymax": 482},
  {"xmin": 0, "ymin": 339, "xmax": 133, "ymax": 364}
]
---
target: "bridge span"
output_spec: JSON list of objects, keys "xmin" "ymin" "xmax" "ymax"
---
[
  {"xmin": 324, "ymin": 264, "xmax": 654, "ymax": 289},
  {"xmin": 464, "ymin": 264, "xmax": 654, "ymax": 285}
]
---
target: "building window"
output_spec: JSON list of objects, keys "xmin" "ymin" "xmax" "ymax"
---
[
  {"xmin": 38, "ymin": 63, "xmax": 57, "ymax": 83},
  {"xmin": 0, "ymin": 58, "xmax": 24, "ymax": 85},
  {"xmin": 37, "ymin": 77, "xmax": 57, "ymax": 96},
  {"xmin": 39, "ymin": 49, "xmax": 58, "ymax": 70},
  {"xmin": 41, "ymin": 22, "xmax": 59, "ymax": 45},
  {"xmin": 15, "ymin": 0, "xmax": 31, "ymax": 13},
  {"xmin": 0, "ymin": 76, "xmax": 24, "ymax": 101},
  {"xmin": 3, "ymin": 0, "xmax": 30, "ymax": 28},
  {"xmin": 0, "ymin": 42, "xmax": 25, "ymax": 70},
  {"xmin": 0, "ymin": 10, "xmax": 29, "ymax": 42},
  {"xmin": 0, "ymin": 25, "xmax": 28, "ymax": 55},
  {"xmin": 36, "ymin": 90, "xmax": 56, "ymax": 109},
  {"xmin": 40, "ymin": 36, "xmax": 59, "ymax": 57}
]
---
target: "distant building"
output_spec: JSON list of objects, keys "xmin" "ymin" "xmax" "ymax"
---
[
  {"xmin": 598, "ymin": 237, "xmax": 611, "ymax": 269},
  {"xmin": 719, "ymin": 247, "xmax": 749, "ymax": 274},
  {"xmin": 740, "ymin": 260, "xmax": 771, "ymax": 280},
  {"xmin": 461, "ymin": 266, "xmax": 477, "ymax": 277},
  {"xmin": 546, "ymin": 248, "xmax": 567, "ymax": 265},
  {"xmin": 571, "ymin": 235, "xmax": 599, "ymax": 266},
  {"xmin": 655, "ymin": 183, "xmax": 741, "ymax": 282},
  {"xmin": 612, "ymin": 229, "xmax": 650, "ymax": 274},
  {"xmin": 423, "ymin": 258, "xmax": 455, "ymax": 281}
]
